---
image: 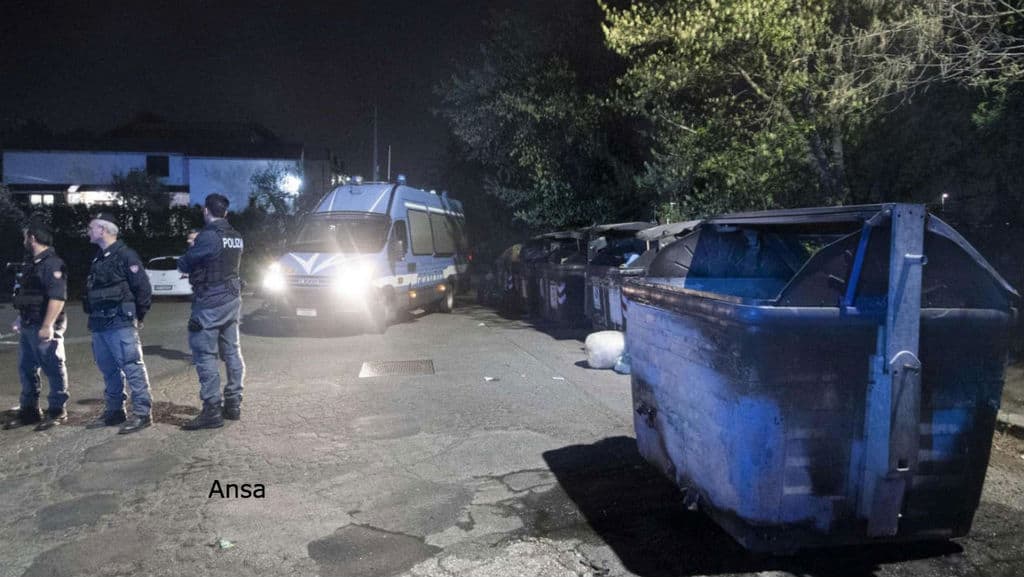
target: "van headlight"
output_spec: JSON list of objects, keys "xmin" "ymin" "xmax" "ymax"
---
[
  {"xmin": 332, "ymin": 264, "xmax": 374, "ymax": 296},
  {"xmin": 262, "ymin": 263, "xmax": 286, "ymax": 293}
]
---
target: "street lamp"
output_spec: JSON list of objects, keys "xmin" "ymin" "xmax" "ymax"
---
[{"xmin": 941, "ymin": 192, "xmax": 950, "ymax": 211}]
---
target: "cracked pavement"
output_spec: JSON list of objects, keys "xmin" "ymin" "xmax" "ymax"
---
[{"xmin": 1, "ymin": 298, "xmax": 1023, "ymax": 577}]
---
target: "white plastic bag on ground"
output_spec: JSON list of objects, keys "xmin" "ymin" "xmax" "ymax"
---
[{"xmin": 585, "ymin": 331, "xmax": 625, "ymax": 369}]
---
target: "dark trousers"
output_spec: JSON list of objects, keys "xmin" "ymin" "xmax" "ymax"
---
[
  {"xmin": 91, "ymin": 326, "xmax": 152, "ymax": 416},
  {"xmin": 189, "ymin": 297, "xmax": 245, "ymax": 406},
  {"xmin": 18, "ymin": 325, "xmax": 69, "ymax": 412}
]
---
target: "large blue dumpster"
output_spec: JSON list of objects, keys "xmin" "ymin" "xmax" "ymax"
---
[{"xmin": 623, "ymin": 204, "xmax": 1017, "ymax": 553}]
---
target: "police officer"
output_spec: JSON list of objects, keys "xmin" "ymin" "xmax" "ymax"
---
[
  {"xmin": 84, "ymin": 212, "xmax": 155, "ymax": 434},
  {"xmin": 179, "ymin": 193, "xmax": 245, "ymax": 430},
  {"xmin": 4, "ymin": 218, "xmax": 70, "ymax": 430}
]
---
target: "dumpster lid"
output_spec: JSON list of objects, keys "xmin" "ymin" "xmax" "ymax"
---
[
  {"xmin": 637, "ymin": 220, "xmax": 703, "ymax": 241},
  {"xmin": 641, "ymin": 205, "xmax": 1018, "ymax": 306},
  {"xmin": 708, "ymin": 204, "xmax": 889, "ymax": 226},
  {"xmin": 534, "ymin": 229, "xmax": 587, "ymax": 240},
  {"xmin": 587, "ymin": 221, "xmax": 655, "ymax": 234},
  {"xmin": 927, "ymin": 216, "xmax": 1018, "ymax": 299}
]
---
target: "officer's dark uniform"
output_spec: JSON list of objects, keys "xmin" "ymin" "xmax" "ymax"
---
[
  {"xmin": 85, "ymin": 239, "xmax": 154, "ymax": 422},
  {"xmin": 178, "ymin": 218, "xmax": 245, "ymax": 427},
  {"xmin": 11, "ymin": 247, "xmax": 69, "ymax": 425}
]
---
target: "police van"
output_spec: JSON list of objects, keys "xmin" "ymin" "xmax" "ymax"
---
[{"xmin": 260, "ymin": 179, "xmax": 468, "ymax": 332}]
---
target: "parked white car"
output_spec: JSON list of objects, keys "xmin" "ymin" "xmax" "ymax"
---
[{"xmin": 146, "ymin": 256, "xmax": 192, "ymax": 297}]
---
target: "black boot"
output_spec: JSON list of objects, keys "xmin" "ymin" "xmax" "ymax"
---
[
  {"xmin": 181, "ymin": 403, "xmax": 224, "ymax": 430},
  {"xmin": 119, "ymin": 414, "xmax": 152, "ymax": 434},
  {"xmin": 222, "ymin": 400, "xmax": 241, "ymax": 421},
  {"xmin": 35, "ymin": 408, "xmax": 68, "ymax": 431},
  {"xmin": 4, "ymin": 407, "xmax": 42, "ymax": 429},
  {"xmin": 86, "ymin": 410, "xmax": 127, "ymax": 429}
]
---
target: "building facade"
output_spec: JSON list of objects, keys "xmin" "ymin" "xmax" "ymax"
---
[{"xmin": 1, "ymin": 119, "xmax": 303, "ymax": 211}]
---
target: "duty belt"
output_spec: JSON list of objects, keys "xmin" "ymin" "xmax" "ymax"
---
[{"xmin": 12, "ymin": 293, "xmax": 45, "ymax": 308}]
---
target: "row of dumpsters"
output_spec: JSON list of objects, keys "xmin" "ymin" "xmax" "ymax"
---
[{"xmin": 483, "ymin": 204, "xmax": 1018, "ymax": 554}]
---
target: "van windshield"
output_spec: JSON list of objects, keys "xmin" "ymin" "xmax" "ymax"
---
[{"xmin": 290, "ymin": 215, "xmax": 389, "ymax": 253}]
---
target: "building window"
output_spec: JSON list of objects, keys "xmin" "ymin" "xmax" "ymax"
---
[
  {"xmin": 29, "ymin": 194, "xmax": 54, "ymax": 205},
  {"xmin": 67, "ymin": 191, "xmax": 120, "ymax": 206},
  {"xmin": 146, "ymin": 155, "xmax": 170, "ymax": 177}
]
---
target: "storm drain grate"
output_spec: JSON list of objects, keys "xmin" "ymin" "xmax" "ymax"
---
[{"xmin": 358, "ymin": 359, "xmax": 435, "ymax": 378}]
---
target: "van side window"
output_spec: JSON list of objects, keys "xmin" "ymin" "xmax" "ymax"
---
[
  {"xmin": 429, "ymin": 212, "xmax": 456, "ymax": 256},
  {"xmin": 391, "ymin": 220, "xmax": 408, "ymax": 256},
  {"xmin": 453, "ymin": 216, "xmax": 468, "ymax": 253},
  {"xmin": 408, "ymin": 210, "xmax": 433, "ymax": 255}
]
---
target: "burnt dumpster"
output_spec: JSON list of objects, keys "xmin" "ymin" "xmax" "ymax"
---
[
  {"xmin": 500, "ymin": 238, "xmax": 548, "ymax": 316},
  {"xmin": 535, "ymin": 230, "xmax": 589, "ymax": 325},
  {"xmin": 487, "ymin": 243, "xmax": 522, "ymax": 312},
  {"xmin": 622, "ymin": 204, "xmax": 1017, "ymax": 553},
  {"xmin": 586, "ymin": 221, "xmax": 699, "ymax": 330}
]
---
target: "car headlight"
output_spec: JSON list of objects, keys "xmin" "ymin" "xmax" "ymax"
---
[
  {"xmin": 332, "ymin": 264, "xmax": 375, "ymax": 296},
  {"xmin": 262, "ymin": 263, "xmax": 286, "ymax": 293}
]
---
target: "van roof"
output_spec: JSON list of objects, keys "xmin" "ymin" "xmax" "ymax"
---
[{"xmin": 315, "ymin": 183, "xmax": 463, "ymax": 216}]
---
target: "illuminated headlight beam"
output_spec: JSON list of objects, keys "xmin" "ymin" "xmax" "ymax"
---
[
  {"xmin": 262, "ymin": 263, "xmax": 287, "ymax": 293},
  {"xmin": 331, "ymin": 264, "xmax": 375, "ymax": 297}
]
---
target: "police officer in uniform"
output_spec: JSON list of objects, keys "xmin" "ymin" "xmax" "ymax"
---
[
  {"xmin": 84, "ymin": 212, "xmax": 155, "ymax": 434},
  {"xmin": 5, "ymin": 218, "xmax": 70, "ymax": 430},
  {"xmin": 179, "ymin": 194, "xmax": 245, "ymax": 430}
]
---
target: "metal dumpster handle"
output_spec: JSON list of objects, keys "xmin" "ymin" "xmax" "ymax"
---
[
  {"xmin": 842, "ymin": 209, "xmax": 890, "ymax": 312},
  {"xmin": 889, "ymin": 349, "xmax": 922, "ymax": 474}
]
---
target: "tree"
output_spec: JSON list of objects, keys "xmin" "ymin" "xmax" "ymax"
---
[
  {"xmin": 249, "ymin": 161, "xmax": 306, "ymax": 215},
  {"xmin": 0, "ymin": 184, "xmax": 27, "ymax": 270},
  {"xmin": 437, "ymin": 3, "xmax": 647, "ymax": 229},
  {"xmin": 112, "ymin": 169, "xmax": 169, "ymax": 234},
  {"xmin": 0, "ymin": 184, "xmax": 25, "ymax": 227},
  {"xmin": 243, "ymin": 162, "xmax": 309, "ymax": 268},
  {"xmin": 602, "ymin": 0, "xmax": 1024, "ymax": 217}
]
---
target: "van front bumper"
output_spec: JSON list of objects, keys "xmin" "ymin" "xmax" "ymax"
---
[{"xmin": 261, "ymin": 287, "xmax": 373, "ymax": 320}]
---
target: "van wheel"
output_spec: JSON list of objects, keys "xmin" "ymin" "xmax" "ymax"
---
[
  {"xmin": 438, "ymin": 281, "xmax": 455, "ymax": 314},
  {"xmin": 369, "ymin": 292, "xmax": 393, "ymax": 334}
]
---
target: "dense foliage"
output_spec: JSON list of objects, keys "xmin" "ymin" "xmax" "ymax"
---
[
  {"xmin": 603, "ymin": 0, "xmax": 1024, "ymax": 219},
  {"xmin": 437, "ymin": 3, "xmax": 648, "ymax": 229},
  {"xmin": 438, "ymin": 0, "xmax": 1024, "ymax": 227}
]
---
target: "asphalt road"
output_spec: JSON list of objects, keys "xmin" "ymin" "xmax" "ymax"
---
[{"xmin": 0, "ymin": 297, "xmax": 1022, "ymax": 577}]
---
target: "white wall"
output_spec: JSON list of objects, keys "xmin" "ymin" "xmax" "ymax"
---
[
  {"xmin": 2, "ymin": 150, "xmax": 186, "ymax": 185},
  {"xmin": 186, "ymin": 157, "xmax": 298, "ymax": 211}
]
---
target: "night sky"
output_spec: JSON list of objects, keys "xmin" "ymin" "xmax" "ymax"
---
[{"xmin": 0, "ymin": 0, "xmax": 528, "ymax": 183}]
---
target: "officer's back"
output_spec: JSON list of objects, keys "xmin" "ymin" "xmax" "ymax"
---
[{"xmin": 179, "ymin": 216, "xmax": 243, "ymax": 307}]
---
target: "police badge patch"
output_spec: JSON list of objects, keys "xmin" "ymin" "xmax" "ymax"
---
[
  {"xmin": 53, "ymin": 271, "xmax": 62, "ymax": 279},
  {"xmin": 130, "ymin": 265, "xmax": 140, "ymax": 273}
]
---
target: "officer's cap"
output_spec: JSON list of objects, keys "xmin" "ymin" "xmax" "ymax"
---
[{"xmin": 90, "ymin": 210, "xmax": 119, "ymax": 228}]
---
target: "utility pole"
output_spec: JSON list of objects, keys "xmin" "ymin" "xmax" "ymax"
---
[
  {"xmin": 372, "ymin": 106, "xmax": 379, "ymax": 182},
  {"xmin": 387, "ymin": 145, "xmax": 392, "ymax": 182}
]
